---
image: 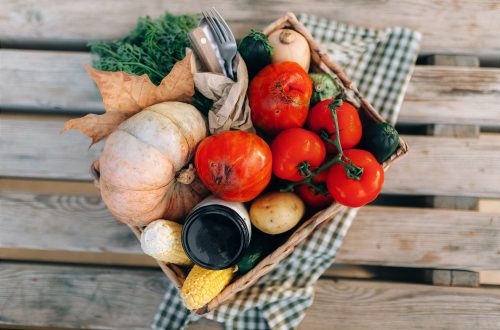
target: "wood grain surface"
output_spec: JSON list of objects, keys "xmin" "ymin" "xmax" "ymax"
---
[
  {"xmin": 1, "ymin": 262, "xmax": 500, "ymax": 329},
  {"xmin": 2, "ymin": 187, "xmax": 499, "ymax": 270},
  {"xmin": 2, "ymin": 49, "xmax": 500, "ymax": 126},
  {"xmin": 2, "ymin": 115, "xmax": 500, "ymax": 197},
  {"xmin": 400, "ymin": 65, "xmax": 500, "ymax": 126},
  {"xmin": 0, "ymin": 189, "xmax": 155, "ymax": 266},
  {"xmin": 336, "ymin": 206, "xmax": 500, "ymax": 270},
  {"xmin": 1, "ymin": 0, "xmax": 500, "ymax": 56},
  {"xmin": 0, "ymin": 116, "xmax": 102, "ymax": 180},
  {"xmin": 0, "ymin": 50, "xmax": 101, "ymax": 113},
  {"xmin": 300, "ymin": 279, "xmax": 500, "ymax": 330},
  {"xmin": 382, "ymin": 134, "xmax": 500, "ymax": 198},
  {"xmin": 0, "ymin": 263, "xmax": 165, "ymax": 329}
]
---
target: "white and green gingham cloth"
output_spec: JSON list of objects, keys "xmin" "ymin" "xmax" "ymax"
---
[{"xmin": 153, "ymin": 13, "xmax": 421, "ymax": 330}]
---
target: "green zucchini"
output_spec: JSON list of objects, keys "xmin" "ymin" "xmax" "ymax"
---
[
  {"xmin": 237, "ymin": 230, "xmax": 274, "ymax": 274},
  {"xmin": 360, "ymin": 122, "xmax": 400, "ymax": 163},
  {"xmin": 238, "ymin": 30, "xmax": 273, "ymax": 78},
  {"xmin": 237, "ymin": 243, "xmax": 266, "ymax": 274},
  {"xmin": 309, "ymin": 73, "xmax": 343, "ymax": 106}
]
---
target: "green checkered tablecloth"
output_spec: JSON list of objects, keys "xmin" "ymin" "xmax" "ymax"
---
[{"xmin": 153, "ymin": 13, "xmax": 421, "ymax": 330}]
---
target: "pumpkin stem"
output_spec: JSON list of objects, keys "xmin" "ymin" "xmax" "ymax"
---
[
  {"xmin": 177, "ymin": 164, "xmax": 197, "ymax": 185},
  {"xmin": 279, "ymin": 29, "xmax": 295, "ymax": 44}
]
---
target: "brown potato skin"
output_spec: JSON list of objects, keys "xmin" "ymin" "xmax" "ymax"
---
[{"xmin": 250, "ymin": 192, "xmax": 305, "ymax": 235}]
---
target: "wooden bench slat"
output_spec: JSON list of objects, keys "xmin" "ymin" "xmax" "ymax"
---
[
  {"xmin": 1, "ymin": 0, "xmax": 500, "ymax": 56},
  {"xmin": 0, "ymin": 188, "xmax": 154, "ymax": 266},
  {"xmin": 337, "ymin": 206, "xmax": 500, "ymax": 270},
  {"xmin": 383, "ymin": 134, "xmax": 500, "ymax": 198},
  {"xmin": 299, "ymin": 279, "xmax": 500, "ymax": 330},
  {"xmin": 0, "ymin": 262, "xmax": 164, "ymax": 330},
  {"xmin": 1, "ymin": 262, "xmax": 499, "ymax": 330},
  {"xmin": 0, "ymin": 117, "xmax": 102, "ymax": 181},
  {"xmin": 2, "ymin": 116, "xmax": 500, "ymax": 197},
  {"xmin": 400, "ymin": 66, "xmax": 500, "ymax": 126},
  {"xmin": 2, "ymin": 188, "xmax": 499, "ymax": 270},
  {"xmin": 0, "ymin": 50, "xmax": 102, "ymax": 113},
  {"xmin": 2, "ymin": 49, "xmax": 500, "ymax": 125}
]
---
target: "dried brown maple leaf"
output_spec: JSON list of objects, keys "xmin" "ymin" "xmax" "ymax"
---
[{"xmin": 63, "ymin": 52, "xmax": 194, "ymax": 145}]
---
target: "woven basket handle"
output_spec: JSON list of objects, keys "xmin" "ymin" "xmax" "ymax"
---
[{"xmin": 90, "ymin": 160, "xmax": 101, "ymax": 189}]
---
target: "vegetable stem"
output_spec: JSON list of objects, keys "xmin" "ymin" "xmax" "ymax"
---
[
  {"xmin": 297, "ymin": 161, "xmax": 313, "ymax": 178},
  {"xmin": 282, "ymin": 99, "xmax": 363, "ymax": 192}
]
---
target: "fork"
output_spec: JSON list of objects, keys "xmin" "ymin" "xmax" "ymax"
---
[{"xmin": 202, "ymin": 8, "xmax": 237, "ymax": 80}]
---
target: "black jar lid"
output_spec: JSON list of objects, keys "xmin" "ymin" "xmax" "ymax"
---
[{"xmin": 182, "ymin": 204, "xmax": 251, "ymax": 270}]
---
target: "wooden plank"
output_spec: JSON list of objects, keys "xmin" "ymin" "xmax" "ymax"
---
[
  {"xmin": 1, "ymin": 262, "xmax": 499, "ymax": 330},
  {"xmin": 2, "ymin": 186, "xmax": 500, "ymax": 270},
  {"xmin": 0, "ymin": 187, "xmax": 154, "ymax": 266},
  {"xmin": 425, "ymin": 269, "xmax": 480, "ymax": 287},
  {"xmin": 337, "ymin": 206, "xmax": 500, "ymax": 270},
  {"xmin": 0, "ymin": 50, "xmax": 101, "ymax": 113},
  {"xmin": 400, "ymin": 66, "xmax": 500, "ymax": 126},
  {"xmin": 424, "ymin": 54, "xmax": 480, "ymax": 285},
  {"xmin": 3, "ymin": 114, "xmax": 500, "ymax": 197},
  {"xmin": 480, "ymin": 199, "xmax": 500, "ymax": 213},
  {"xmin": 1, "ymin": 0, "xmax": 500, "ymax": 56},
  {"xmin": 431, "ymin": 196, "xmax": 479, "ymax": 211},
  {"xmin": 299, "ymin": 279, "xmax": 500, "ymax": 330},
  {"xmin": 3, "ymin": 50, "xmax": 500, "ymax": 126},
  {"xmin": 382, "ymin": 134, "xmax": 500, "ymax": 198},
  {"xmin": 480, "ymin": 271, "xmax": 500, "ymax": 286},
  {"xmin": 427, "ymin": 125, "xmax": 480, "ymax": 138},
  {"xmin": 426, "ymin": 55, "xmax": 480, "ymax": 67},
  {"xmin": 0, "ymin": 262, "xmax": 165, "ymax": 330},
  {"xmin": 0, "ymin": 116, "xmax": 102, "ymax": 181}
]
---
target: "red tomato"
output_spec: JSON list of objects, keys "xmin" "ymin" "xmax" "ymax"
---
[
  {"xmin": 295, "ymin": 171, "xmax": 334, "ymax": 208},
  {"xmin": 326, "ymin": 149, "xmax": 384, "ymax": 207},
  {"xmin": 194, "ymin": 131, "xmax": 272, "ymax": 202},
  {"xmin": 271, "ymin": 128, "xmax": 326, "ymax": 182},
  {"xmin": 248, "ymin": 61, "xmax": 313, "ymax": 135},
  {"xmin": 307, "ymin": 99, "xmax": 362, "ymax": 153}
]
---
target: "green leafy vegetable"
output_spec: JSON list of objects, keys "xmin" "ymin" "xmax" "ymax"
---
[
  {"xmin": 89, "ymin": 13, "xmax": 197, "ymax": 84},
  {"xmin": 88, "ymin": 12, "xmax": 212, "ymax": 113}
]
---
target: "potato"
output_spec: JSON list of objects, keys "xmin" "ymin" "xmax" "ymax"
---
[{"xmin": 250, "ymin": 192, "xmax": 305, "ymax": 235}]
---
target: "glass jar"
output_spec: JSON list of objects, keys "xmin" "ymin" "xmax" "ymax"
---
[{"xmin": 182, "ymin": 195, "xmax": 251, "ymax": 270}]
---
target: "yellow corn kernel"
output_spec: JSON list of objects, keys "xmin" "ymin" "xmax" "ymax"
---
[
  {"xmin": 181, "ymin": 265, "xmax": 235, "ymax": 310},
  {"xmin": 140, "ymin": 219, "xmax": 192, "ymax": 266}
]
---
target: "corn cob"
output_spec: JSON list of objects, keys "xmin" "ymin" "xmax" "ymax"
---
[
  {"xmin": 140, "ymin": 219, "xmax": 192, "ymax": 265},
  {"xmin": 181, "ymin": 265, "xmax": 235, "ymax": 310}
]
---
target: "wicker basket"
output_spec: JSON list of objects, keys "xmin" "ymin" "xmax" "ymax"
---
[{"xmin": 128, "ymin": 12, "xmax": 409, "ymax": 315}]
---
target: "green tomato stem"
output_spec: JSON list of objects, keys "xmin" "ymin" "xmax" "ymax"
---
[{"xmin": 282, "ymin": 99, "xmax": 363, "ymax": 192}]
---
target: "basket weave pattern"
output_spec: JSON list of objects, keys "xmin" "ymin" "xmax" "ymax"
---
[{"xmin": 128, "ymin": 12, "xmax": 409, "ymax": 314}]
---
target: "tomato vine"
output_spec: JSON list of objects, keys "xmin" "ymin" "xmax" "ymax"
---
[{"xmin": 282, "ymin": 98, "xmax": 363, "ymax": 192}]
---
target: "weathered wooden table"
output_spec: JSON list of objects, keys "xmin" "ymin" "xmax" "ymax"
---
[{"xmin": 1, "ymin": 1, "xmax": 500, "ymax": 329}]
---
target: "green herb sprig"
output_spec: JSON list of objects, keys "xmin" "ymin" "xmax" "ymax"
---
[
  {"xmin": 89, "ymin": 13, "xmax": 197, "ymax": 84},
  {"xmin": 88, "ymin": 13, "xmax": 213, "ymax": 114}
]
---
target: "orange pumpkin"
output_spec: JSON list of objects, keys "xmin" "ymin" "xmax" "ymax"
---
[{"xmin": 95, "ymin": 102, "xmax": 209, "ymax": 226}]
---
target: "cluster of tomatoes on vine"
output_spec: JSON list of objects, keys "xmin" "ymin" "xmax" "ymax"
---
[{"xmin": 248, "ymin": 62, "xmax": 385, "ymax": 209}]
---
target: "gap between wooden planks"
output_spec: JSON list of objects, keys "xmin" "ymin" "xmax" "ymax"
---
[{"xmin": 1, "ymin": 262, "xmax": 500, "ymax": 330}]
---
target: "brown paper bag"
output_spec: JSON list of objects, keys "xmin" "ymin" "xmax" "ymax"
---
[{"xmin": 193, "ymin": 54, "xmax": 255, "ymax": 134}]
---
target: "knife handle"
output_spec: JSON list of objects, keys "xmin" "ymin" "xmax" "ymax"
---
[{"xmin": 188, "ymin": 27, "xmax": 224, "ymax": 74}]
